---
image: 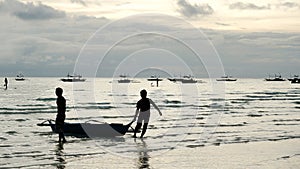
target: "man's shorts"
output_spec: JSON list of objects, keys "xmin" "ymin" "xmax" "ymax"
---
[{"xmin": 137, "ymin": 110, "xmax": 150, "ymax": 123}]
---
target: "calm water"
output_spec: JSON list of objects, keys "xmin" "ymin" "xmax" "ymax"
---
[{"xmin": 0, "ymin": 78, "xmax": 299, "ymax": 168}]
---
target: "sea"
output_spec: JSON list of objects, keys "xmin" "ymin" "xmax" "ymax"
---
[{"xmin": 0, "ymin": 77, "xmax": 299, "ymax": 168}]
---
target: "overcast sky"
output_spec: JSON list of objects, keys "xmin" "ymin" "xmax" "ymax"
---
[{"xmin": 0, "ymin": 0, "xmax": 299, "ymax": 77}]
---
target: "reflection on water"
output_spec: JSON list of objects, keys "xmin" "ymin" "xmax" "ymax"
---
[
  {"xmin": 55, "ymin": 143, "xmax": 66, "ymax": 169},
  {"xmin": 135, "ymin": 139, "xmax": 150, "ymax": 169}
]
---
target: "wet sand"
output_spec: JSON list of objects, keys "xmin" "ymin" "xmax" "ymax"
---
[{"xmin": 66, "ymin": 139, "xmax": 300, "ymax": 169}]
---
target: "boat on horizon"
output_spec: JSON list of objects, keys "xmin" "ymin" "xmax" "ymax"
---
[
  {"xmin": 147, "ymin": 75, "xmax": 163, "ymax": 81},
  {"xmin": 168, "ymin": 75, "xmax": 196, "ymax": 83},
  {"xmin": 118, "ymin": 75, "xmax": 131, "ymax": 83},
  {"xmin": 289, "ymin": 75, "xmax": 300, "ymax": 84},
  {"xmin": 216, "ymin": 75, "xmax": 237, "ymax": 81},
  {"xmin": 288, "ymin": 75, "xmax": 299, "ymax": 81},
  {"xmin": 181, "ymin": 75, "xmax": 198, "ymax": 83},
  {"xmin": 181, "ymin": 78, "xmax": 198, "ymax": 83},
  {"xmin": 15, "ymin": 73, "xmax": 25, "ymax": 81},
  {"xmin": 37, "ymin": 120, "xmax": 135, "ymax": 138},
  {"xmin": 61, "ymin": 73, "xmax": 86, "ymax": 82},
  {"xmin": 265, "ymin": 74, "xmax": 286, "ymax": 81}
]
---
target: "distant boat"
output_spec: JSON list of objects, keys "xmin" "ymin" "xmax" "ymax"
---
[
  {"xmin": 147, "ymin": 75, "xmax": 163, "ymax": 81},
  {"xmin": 265, "ymin": 74, "xmax": 286, "ymax": 81},
  {"xmin": 216, "ymin": 75, "xmax": 237, "ymax": 81},
  {"xmin": 118, "ymin": 79, "xmax": 131, "ymax": 83},
  {"xmin": 181, "ymin": 78, "xmax": 197, "ymax": 83},
  {"xmin": 118, "ymin": 75, "xmax": 131, "ymax": 83},
  {"xmin": 168, "ymin": 77, "xmax": 183, "ymax": 82},
  {"xmin": 291, "ymin": 79, "xmax": 300, "ymax": 84},
  {"xmin": 15, "ymin": 73, "xmax": 25, "ymax": 81},
  {"xmin": 61, "ymin": 73, "xmax": 86, "ymax": 82},
  {"xmin": 181, "ymin": 75, "xmax": 198, "ymax": 83},
  {"xmin": 168, "ymin": 75, "xmax": 194, "ymax": 83},
  {"xmin": 290, "ymin": 75, "xmax": 300, "ymax": 84},
  {"xmin": 288, "ymin": 75, "xmax": 299, "ymax": 81}
]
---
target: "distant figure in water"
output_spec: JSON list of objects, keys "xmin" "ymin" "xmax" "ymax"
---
[
  {"xmin": 55, "ymin": 87, "xmax": 66, "ymax": 143},
  {"xmin": 133, "ymin": 89, "xmax": 162, "ymax": 138},
  {"xmin": 4, "ymin": 78, "xmax": 8, "ymax": 90}
]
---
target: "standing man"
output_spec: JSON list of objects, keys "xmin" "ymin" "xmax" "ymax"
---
[
  {"xmin": 55, "ymin": 87, "xmax": 67, "ymax": 143},
  {"xmin": 133, "ymin": 89, "xmax": 162, "ymax": 138},
  {"xmin": 4, "ymin": 78, "xmax": 8, "ymax": 90}
]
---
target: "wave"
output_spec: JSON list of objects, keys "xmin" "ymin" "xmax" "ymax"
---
[
  {"xmin": 74, "ymin": 105, "xmax": 116, "ymax": 110},
  {"xmin": 253, "ymin": 91, "xmax": 288, "ymax": 95},
  {"xmin": 163, "ymin": 99, "xmax": 183, "ymax": 104},
  {"xmin": 163, "ymin": 105, "xmax": 185, "ymax": 108},
  {"xmin": 16, "ymin": 104, "xmax": 47, "ymax": 107},
  {"xmin": 186, "ymin": 144, "xmax": 205, "ymax": 148},
  {"xmin": 0, "ymin": 110, "xmax": 56, "ymax": 115},
  {"xmin": 81, "ymin": 102, "xmax": 112, "ymax": 105},
  {"xmin": 0, "ymin": 107, "xmax": 55, "ymax": 111},
  {"xmin": 219, "ymin": 122, "xmax": 247, "ymax": 127},
  {"xmin": 274, "ymin": 123, "xmax": 299, "ymax": 126},
  {"xmin": 272, "ymin": 119, "xmax": 300, "ymax": 122},
  {"xmin": 35, "ymin": 98, "xmax": 56, "ymax": 102},
  {"xmin": 0, "ymin": 137, "xmax": 7, "ymax": 141},
  {"xmin": 121, "ymin": 102, "xmax": 136, "ymax": 105},
  {"xmin": 15, "ymin": 119, "xmax": 28, "ymax": 122},
  {"xmin": 247, "ymin": 114, "xmax": 263, "ymax": 117},
  {"xmin": 245, "ymin": 95, "xmax": 273, "ymax": 98},
  {"xmin": 108, "ymin": 94, "xmax": 127, "ymax": 96},
  {"xmin": 5, "ymin": 131, "xmax": 18, "ymax": 135}
]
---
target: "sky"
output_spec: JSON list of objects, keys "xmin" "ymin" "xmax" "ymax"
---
[{"xmin": 0, "ymin": 0, "xmax": 299, "ymax": 78}]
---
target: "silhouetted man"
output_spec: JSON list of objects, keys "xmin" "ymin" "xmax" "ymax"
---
[
  {"xmin": 4, "ymin": 78, "xmax": 8, "ymax": 90},
  {"xmin": 133, "ymin": 89, "xmax": 162, "ymax": 138},
  {"xmin": 55, "ymin": 87, "xmax": 66, "ymax": 143}
]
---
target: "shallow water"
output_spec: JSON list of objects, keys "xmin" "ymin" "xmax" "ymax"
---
[{"xmin": 0, "ymin": 78, "xmax": 299, "ymax": 168}]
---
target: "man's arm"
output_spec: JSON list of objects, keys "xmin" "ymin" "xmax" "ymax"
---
[
  {"xmin": 133, "ymin": 108, "xmax": 139, "ymax": 121},
  {"xmin": 149, "ymin": 99, "xmax": 162, "ymax": 116}
]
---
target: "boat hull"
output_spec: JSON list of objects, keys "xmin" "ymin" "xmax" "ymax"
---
[
  {"xmin": 61, "ymin": 79, "xmax": 86, "ymax": 82},
  {"xmin": 291, "ymin": 79, "xmax": 300, "ymax": 84},
  {"xmin": 216, "ymin": 79, "xmax": 237, "ymax": 81},
  {"xmin": 38, "ymin": 120, "xmax": 134, "ymax": 137},
  {"xmin": 181, "ymin": 79, "xmax": 197, "ymax": 83},
  {"xmin": 265, "ymin": 79, "xmax": 286, "ymax": 81}
]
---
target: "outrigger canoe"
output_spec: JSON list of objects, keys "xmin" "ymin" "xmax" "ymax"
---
[{"xmin": 37, "ymin": 120, "xmax": 135, "ymax": 137}]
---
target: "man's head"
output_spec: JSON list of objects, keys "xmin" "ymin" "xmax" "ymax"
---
[
  {"xmin": 140, "ymin": 89, "xmax": 147, "ymax": 98},
  {"xmin": 56, "ymin": 87, "xmax": 63, "ymax": 96}
]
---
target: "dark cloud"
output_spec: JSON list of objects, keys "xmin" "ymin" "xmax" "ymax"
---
[
  {"xmin": 0, "ymin": 0, "xmax": 65, "ymax": 20},
  {"xmin": 229, "ymin": 2, "xmax": 270, "ymax": 10},
  {"xmin": 70, "ymin": 0, "xmax": 87, "ymax": 7},
  {"xmin": 215, "ymin": 22, "xmax": 231, "ymax": 26},
  {"xmin": 278, "ymin": 2, "xmax": 300, "ymax": 9},
  {"xmin": 177, "ymin": 0, "xmax": 213, "ymax": 17}
]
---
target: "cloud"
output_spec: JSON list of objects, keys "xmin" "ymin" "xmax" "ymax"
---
[
  {"xmin": 177, "ymin": 0, "xmax": 213, "ymax": 17},
  {"xmin": 0, "ymin": 0, "xmax": 65, "ymax": 20},
  {"xmin": 70, "ymin": 0, "xmax": 87, "ymax": 7},
  {"xmin": 0, "ymin": 1, "xmax": 298, "ymax": 77},
  {"xmin": 0, "ymin": 3, "xmax": 109, "ymax": 76},
  {"xmin": 277, "ymin": 2, "xmax": 300, "ymax": 9},
  {"xmin": 229, "ymin": 2, "xmax": 270, "ymax": 10},
  {"xmin": 215, "ymin": 22, "xmax": 231, "ymax": 26}
]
